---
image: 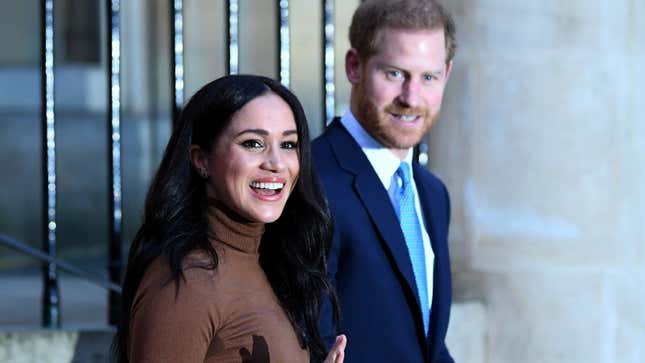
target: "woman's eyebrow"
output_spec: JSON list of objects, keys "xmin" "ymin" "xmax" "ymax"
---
[
  {"xmin": 235, "ymin": 129, "xmax": 298, "ymax": 137},
  {"xmin": 235, "ymin": 129, "xmax": 268, "ymax": 137}
]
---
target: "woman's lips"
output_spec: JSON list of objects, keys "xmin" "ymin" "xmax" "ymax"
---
[{"xmin": 249, "ymin": 178, "xmax": 286, "ymax": 201}]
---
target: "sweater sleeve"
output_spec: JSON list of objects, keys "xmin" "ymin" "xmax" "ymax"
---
[{"xmin": 128, "ymin": 262, "xmax": 221, "ymax": 362}]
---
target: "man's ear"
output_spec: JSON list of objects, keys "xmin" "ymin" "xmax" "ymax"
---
[
  {"xmin": 345, "ymin": 48, "xmax": 362, "ymax": 85},
  {"xmin": 190, "ymin": 145, "xmax": 209, "ymax": 178},
  {"xmin": 444, "ymin": 60, "xmax": 453, "ymax": 83}
]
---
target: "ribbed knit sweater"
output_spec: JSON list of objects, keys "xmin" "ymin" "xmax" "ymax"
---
[{"xmin": 128, "ymin": 201, "xmax": 308, "ymax": 362}]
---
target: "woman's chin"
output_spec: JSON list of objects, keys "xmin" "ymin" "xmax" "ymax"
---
[{"xmin": 244, "ymin": 208, "xmax": 285, "ymax": 224}]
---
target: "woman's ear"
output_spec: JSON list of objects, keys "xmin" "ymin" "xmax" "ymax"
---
[{"xmin": 190, "ymin": 145, "xmax": 209, "ymax": 178}]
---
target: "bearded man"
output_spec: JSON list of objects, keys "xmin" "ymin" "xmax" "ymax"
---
[{"xmin": 313, "ymin": 1, "xmax": 456, "ymax": 362}]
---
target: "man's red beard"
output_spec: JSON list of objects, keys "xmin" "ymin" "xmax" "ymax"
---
[{"xmin": 354, "ymin": 88, "xmax": 435, "ymax": 150}]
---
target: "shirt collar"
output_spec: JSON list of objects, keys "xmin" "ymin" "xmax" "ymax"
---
[{"xmin": 340, "ymin": 109, "xmax": 414, "ymax": 190}]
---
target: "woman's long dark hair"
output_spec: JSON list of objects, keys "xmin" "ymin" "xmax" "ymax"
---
[{"xmin": 112, "ymin": 75, "xmax": 338, "ymax": 362}]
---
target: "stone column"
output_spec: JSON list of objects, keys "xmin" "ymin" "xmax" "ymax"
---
[{"xmin": 432, "ymin": 1, "xmax": 645, "ymax": 362}]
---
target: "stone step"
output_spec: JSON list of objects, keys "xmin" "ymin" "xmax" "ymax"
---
[
  {"xmin": 0, "ymin": 301, "xmax": 486, "ymax": 363},
  {"xmin": 0, "ymin": 330, "xmax": 114, "ymax": 363}
]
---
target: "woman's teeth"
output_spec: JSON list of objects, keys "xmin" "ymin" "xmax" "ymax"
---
[{"xmin": 250, "ymin": 182, "xmax": 285, "ymax": 190}]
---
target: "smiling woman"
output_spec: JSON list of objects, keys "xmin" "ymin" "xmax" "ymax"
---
[
  {"xmin": 112, "ymin": 75, "xmax": 346, "ymax": 363},
  {"xmin": 191, "ymin": 93, "xmax": 301, "ymax": 223}
]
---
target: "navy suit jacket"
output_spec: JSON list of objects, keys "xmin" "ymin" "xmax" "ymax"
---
[{"xmin": 313, "ymin": 119, "xmax": 454, "ymax": 363}]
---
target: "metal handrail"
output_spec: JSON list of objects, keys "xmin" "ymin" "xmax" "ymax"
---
[{"xmin": 0, "ymin": 233, "xmax": 122, "ymax": 294}]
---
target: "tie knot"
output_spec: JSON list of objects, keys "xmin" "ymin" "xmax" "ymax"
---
[{"xmin": 397, "ymin": 162, "xmax": 412, "ymax": 188}]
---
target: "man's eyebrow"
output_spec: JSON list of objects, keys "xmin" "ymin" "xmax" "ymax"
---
[
  {"xmin": 377, "ymin": 62, "xmax": 402, "ymax": 71},
  {"xmin": 426, "ymin": 69, "xmax": 445, "ymax": 76},
  {"xmin": 378, "ymin": 62, "xmax": 445, "ymax": 76}
]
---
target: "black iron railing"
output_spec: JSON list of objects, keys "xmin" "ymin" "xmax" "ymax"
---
[
  {"xmin": 171, "ymin": 0, "xmax": 185, "ymax": 124},
  {"xmin": 40, "ymin": 0, "xmax": 59, "ymax": 329},
  {"xmin": 10, "ymin": 0, "xmax": 426, "ymax": 331},
  {"xmin": 107, "ymin": 0, "xmax": 124, "ymax": 326},
  {"xmin": 17, "ymin": 0, "xmax": 352, "ymax": 329},
  {"xmin": 0, "ymin": 234, "xmax": 122, "ymax": 294}
]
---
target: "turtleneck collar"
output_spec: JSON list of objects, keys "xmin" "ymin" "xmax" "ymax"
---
[{"xmin": 206, "ymin": 197, "xmax": 265, "ymax": 254}]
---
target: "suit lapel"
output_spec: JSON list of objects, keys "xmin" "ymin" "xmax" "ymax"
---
[
  {"xmin": 413, "ymin": 164, "xmax": 441, "ymax": 256},
  {"xmin": 325, "ymin": 120, "xmax": 420, "ymax": 304},
  {"xmin": 414, "ymin": 163, "xmax": 445, "ymax": 352}
]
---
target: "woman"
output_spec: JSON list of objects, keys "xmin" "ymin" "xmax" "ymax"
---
[{"xmin": 112, "ymin": 75, "xmax": 346, "ymax": 362}]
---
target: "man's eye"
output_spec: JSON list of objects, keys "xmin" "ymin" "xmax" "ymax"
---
[
  {"xmin": 386, "ymin": 70, "xmax": 402, "ymax": 79},
  {"xmin": 241, "ymin": 140, "xmax": 264, "ymax": 149},
  {"xmin": 423, "ymin": 74, "xmax": 436, "ymax": 82},
  {"xmin": 281, "ymin": 141, "xmax": 298, "ymax": 150}
]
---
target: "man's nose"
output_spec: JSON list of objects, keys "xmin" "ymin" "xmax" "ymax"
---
[{"xmin": 397, "ymin": 79, "xmax": 422, "ymax": 108}]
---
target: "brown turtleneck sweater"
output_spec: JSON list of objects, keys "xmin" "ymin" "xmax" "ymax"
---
[{"xmin": 128, "ymin": 202, "xmax": 309, "ymax": 362}]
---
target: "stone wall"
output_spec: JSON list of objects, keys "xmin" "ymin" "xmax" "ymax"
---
[{"xmin": 434, "ymin": 1, "xmax": 645, "ymax": 362}]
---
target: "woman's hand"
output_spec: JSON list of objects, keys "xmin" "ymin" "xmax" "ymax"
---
[{"xmin": 323, "ymin": 334, "xmax": 347, "ymax": 363}]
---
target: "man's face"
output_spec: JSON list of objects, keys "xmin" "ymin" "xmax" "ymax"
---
[{"xmin": 347, "ymin": 27, "xmax": 452, "ymax": 158}]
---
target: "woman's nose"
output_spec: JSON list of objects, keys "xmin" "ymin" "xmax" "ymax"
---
[{"xmin": 261, "ymin": 146, "xmax": 286, "ymax": 172}]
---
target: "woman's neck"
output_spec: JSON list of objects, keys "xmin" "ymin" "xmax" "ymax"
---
[{"xmin": 206, "ymin": 197, "xmax": 265, "ymax": 254}]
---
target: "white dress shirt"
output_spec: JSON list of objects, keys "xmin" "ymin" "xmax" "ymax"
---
[{"xmin": 340, "ymin": 109, "xmax": 435, "ymax": 313}]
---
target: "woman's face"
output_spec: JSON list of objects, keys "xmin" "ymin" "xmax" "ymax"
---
[{"xmin": 202, "ymin": 93, "xmax": 300, "ymax": 223}]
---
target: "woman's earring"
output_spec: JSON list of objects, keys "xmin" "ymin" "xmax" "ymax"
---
[{"xmin": 200, "ymin": 169, "xmax": 208, "ymax": 178}]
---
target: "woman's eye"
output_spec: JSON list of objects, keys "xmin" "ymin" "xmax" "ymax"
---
[
  {"xmin": 281, "ymin": 141, "xmax": 298, "ymax": 150},
  {"xmin": 241, "ymin": 139, "xmax": 264, "ymax": 149}
]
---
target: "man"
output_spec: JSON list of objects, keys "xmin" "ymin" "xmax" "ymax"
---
[{"xmin": 313, "ymin": 0, "xmax": 456, "ymax": 362}]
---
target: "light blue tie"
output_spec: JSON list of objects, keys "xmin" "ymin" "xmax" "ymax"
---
[{"xmin": 396, "ymin": 162, "xmax": 429, "ymax": 334}]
